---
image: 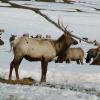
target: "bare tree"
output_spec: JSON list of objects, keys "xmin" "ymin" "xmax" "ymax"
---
[
  {"xmin": 0, "ymin": 0, "xmax": 93, "ymax": 44},
  {"xmin": 36, "ymin": 0, "xmax": 55, "ymax": 2}
]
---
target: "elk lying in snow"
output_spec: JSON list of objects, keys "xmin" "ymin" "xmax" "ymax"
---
[
  {"xmin": 31, "ymin": 34, "xmax": 51, "ymax": 39},
  {"xmin": 9, "ymin": 23, "xmax": 78, "ymax": 82},
  {"xmin": 0, "ymin": 30, "xmax": 4, "ymax": 45},
  {"xmin": 85, "ymin": 46, "xmax": 100, "ymax": 63},
  {"xmin": 55, "ymin": 47, "xmax": 84, "ymax": 64},
  {"xmin": 23, "ymin": 33, "xmax": 29, "ymax": 37},
  {"xmin": 46, "ymin": 35, "xmax": 51, "ymax": 39},
  {"xmin": 91, "ymin": 53, "xmax": 100, "ymax": 65},
  {"xmin": 35, "ymin": 34, "xmax": 43, "ymax": 38},
  {"xmin": 31, "ymin": 34, "xmax": 44, "ymax": 39},
  {"xmin": 0, "ymin": 29, "xmax": 5, "ymax": 33},
  {"xmin": 0, "ymin": 37, "xmax": 4, "ymax": 46},
  {"xmin": 94, "ymin": 40, "xmax": 100, "ymax": 46}
]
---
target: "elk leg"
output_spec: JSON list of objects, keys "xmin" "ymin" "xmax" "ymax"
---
[
  {"xmin": 66, "ymin": 59, "xmax": 70, "ymax": 63},
  {"xmin": 66, "ymin": 60, "xmax": 69, "ymax": 63},
  {"xmin": 9, "ymin": 59, "xmax": 15, "ymax": 80},
  {"xmin": 41, "ymin": 60, "xmax": 44, "ymax": 82},
  {"xmin": 15, "ymin": 63, "xmax": 20, "ymax": 80},
  {"xmin": 43, "ymin": 61, "xmax": 48, "ymax": 82},
  {"xmin": 9, "ymin": 57, "xmax": 22, "ymax": 80},
  {"xmin": 15, "ymin": 58, "xmax": 23, "ymax": 80},
  {"xmin": 76, "ymin": 59, "xmax": 80, "ymax": 64},
  {"xmin": 41, "ymin": 58, "xmax": 48, "ymax": 82},
  {"xmin": 80, "ymin": 58, "xmax": 84, "ymax": 64}
]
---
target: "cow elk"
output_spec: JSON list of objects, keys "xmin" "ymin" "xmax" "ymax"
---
[
  {"xmin": 86, "ymin": 46, "xmax": 100, "ymax": 63},
  {"xmin": 91, "ymin": 53, "xmax": 100, "ymax": 65},
  {"xmin": 55, "ymin": 47, "xmax": 84, "ymax": 64}
]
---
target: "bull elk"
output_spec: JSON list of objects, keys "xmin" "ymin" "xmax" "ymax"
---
[{"xmin": 9, "ymin": 21, "xmax": 78, "ymax": 82}]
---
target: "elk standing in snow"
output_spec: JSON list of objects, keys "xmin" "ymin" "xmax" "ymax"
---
[
  {"xmin": 9, "ymin": 21, "xmax": 78, "ymax": 82},
  {"xmin": 55, "ymin": 47, "xmax": 84, "ymax": 64},
  {"xmin": 86, "ymin": 46, "xmax": 100, "ymax": 63}
]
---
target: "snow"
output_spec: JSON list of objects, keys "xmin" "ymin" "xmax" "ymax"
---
[
  {"xmin": 0, "ymin": 83, "xmax": 98, "ymax": 100},
  {"xmin": 0, "ymin": 0, "xmax": 100, "ymax": 100}
]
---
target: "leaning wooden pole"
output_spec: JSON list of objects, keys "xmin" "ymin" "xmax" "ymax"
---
[{"xmin": 0, "ymin": 0, "xmax": 90, "ymax": 43}]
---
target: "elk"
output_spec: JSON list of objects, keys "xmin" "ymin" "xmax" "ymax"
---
[
  {"xmin": 91, "ymin": 53, "xmax": 100, "ymax": 65},
  {"xmin": 46, "ymin": 35, "xmax": 51, "ymax": 39},
  {"xmin": 23, "ymin": 33, "xmax": 29, "ymax": 37},
  {"xmin": 0, "ymin": 37, "xmax": 4, "ymax": 46},
  {"xmin": 9, "ymin": 21, "xmax": 78, "ymax": 82},
  {"xmin": 55, "ymin": 47, "xmax": 84, "ymax": 64},
  {"xmin": 86, "ymin": 46, "xmax": 100, "ymax": 63},
  {"xmin": 35, "ymin": 34, "xmax": 43, "ymax": 38},
  {"xmin": 0, "ymin": 30, "xmax": 4, "ymax": 45},
  {"xmin": 0, "ymin": 29, "xmax": 5, "ymax": 33}
]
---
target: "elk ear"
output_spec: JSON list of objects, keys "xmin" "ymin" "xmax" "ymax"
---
[{"xmin": 97, "ymin": 46, "xmax": 100, "ymax": 52}]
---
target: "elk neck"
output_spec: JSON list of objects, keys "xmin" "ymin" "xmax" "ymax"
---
[{"xmin": 53, "ymin": 34, "xmax": 70, "ymax": 56}]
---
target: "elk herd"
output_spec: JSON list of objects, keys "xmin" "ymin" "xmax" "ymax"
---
[{"xmin": 0, "ymin": 22, "xmax": 100, "ymax": 82}]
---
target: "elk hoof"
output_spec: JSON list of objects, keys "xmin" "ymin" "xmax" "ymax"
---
[{"xmin": 40, "ymin": 80, "xmax": 46, "ymax": 83}]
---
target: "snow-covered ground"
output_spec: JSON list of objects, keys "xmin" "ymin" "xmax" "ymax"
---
[{"xmin": 0, "ymin": 0, "xmax": 100, "ymax": 100}]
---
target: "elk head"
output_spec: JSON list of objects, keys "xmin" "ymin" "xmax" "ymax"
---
[{"xmin": 58, "ymin": 19, "xmax": 78, "ymax": 46}]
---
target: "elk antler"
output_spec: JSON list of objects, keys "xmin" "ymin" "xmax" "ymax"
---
[
  {"xmin": 61, "ymin": 20, "xmax": 68, "ymax": 32},
  {"xmin": 58, "ymin": 18, "xmax": 72, "ymax": 35}
]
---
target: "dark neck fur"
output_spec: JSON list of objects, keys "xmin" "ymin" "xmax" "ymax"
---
[{"xmin": 53, "ymin": 34, "xmax": 70, "ymax": 56}]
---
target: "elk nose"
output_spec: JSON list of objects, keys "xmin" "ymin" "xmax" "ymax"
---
[{"xmin": 74, "ymin": 40, "xmax": 78, "ymax": 45}]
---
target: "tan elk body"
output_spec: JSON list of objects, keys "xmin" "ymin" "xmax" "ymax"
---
[
  {"xmin": 55, "ymin": 47, "xmax": 84, "ymax": 64},
  {"xmin": 9, "ymin": 22, "xmax": 78, "ymax": 82}
]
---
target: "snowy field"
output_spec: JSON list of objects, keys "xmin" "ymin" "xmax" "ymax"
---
[{"xmin": 0, "ymin": 0, "xmax": 100, "ymax": 100}]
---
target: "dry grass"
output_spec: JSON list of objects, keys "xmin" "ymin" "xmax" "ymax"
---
[{"xmin": 0, "ymin": 77, "xmax": 36, "ymax": 85}]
